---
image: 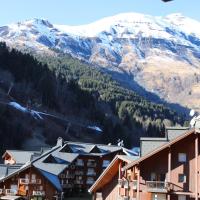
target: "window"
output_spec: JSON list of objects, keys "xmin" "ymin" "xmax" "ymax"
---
[
  {"xmin": 76, "ymin": 176, "xmax": 82, "ymax": 180},
  {"xmin": 39, "ymin": 186, "xmax": 43, "ymax": 191},
  {"xmin": 102, "ymin": 160, "xmax": 110, "ymax": 168},
  {"xmin": 150, "ymin": 172, "xmax": 156, "ymax": 181},
  {"xmin": 76, "ymin": 159, "xmax": 84, "ymax": 166},
  {"xmin": 178, "ymin": 153, "xmax": 187, "ymax": 163},
  {"xmin": 86, "ymin": 177, "xmax": 94, "ymax": 184},
  {"xmin": 87, "ymin": 168, "xmax": 96, "ymax": 176},
  {"xmin": 87, "ymin": 159, "xmax": 96, "ymax": 167},
  {"xmin": 178, "ymin": 174, "xmax": 186, "ymax": 183},
  {"xmin": 31, "ymin": 174, "xmax": 36, "ymax": 180},
  {"xmin": 60, "ymin": 173, "xmax": 65, "ymax": 178},
  {"xmin": 178, "ymin": 195, "xmax": 186, "ymax": 200}
]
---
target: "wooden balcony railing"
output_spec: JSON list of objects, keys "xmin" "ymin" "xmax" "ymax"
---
[
  {"xmin": 5, "ymin": 189, "xmax": 17, "ymax": 195},
  {"xmin": 87, "ymin": 162, "xmax": 96, "ymax": 167},
  {"xmin": 118, "ymin": 179, "xmax": 137, "ymax": 190},
  {"xmin": 62, "ymin": 183, "xmax": 73, "ymax": 188},
  {"xmin": 74, "ymin": 180, "xmax": 84, "ymax": 184},
  {"xmin": 19, "ymin": 178, "xmax": 41, "ymax": 184},
  {"xmin": 0, "ymin": 189, "xmax": 3, "ymax": 195},
  {"xmin": 86, "ymin": 180, "xmax": 95, "ymax": 185},
  {"xmin": 87, "ymin": 171, "xmax": 96, "ymax": 176},
  {"xmin": 65, "ymin": 174, "xmax": 75, "ymax": 179},
  {"xmin": 32, "ymin": 191, "xmax": 45, "ymax": 196},
  {"xmin": 146, "ymin": 181, "xmax": 168, "ymax": 192},
  {"xmin": 75, "ymin": 171, "xmax": 84, "ymax": 175},
  {"xmin": 129, "ymin": 180, "xmax": 137, "ymax": 190},
  {"xmin": 76, "ymin": 162, "xmax": 84, "ymax": 167}
]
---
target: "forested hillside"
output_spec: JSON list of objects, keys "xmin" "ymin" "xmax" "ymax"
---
[{"xmin": 0, "ymin": 42, "xmax": 186, "ymax": 155}]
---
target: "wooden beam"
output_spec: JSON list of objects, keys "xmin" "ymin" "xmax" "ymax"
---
[
  {"xmin": 195, "ymin": 134, "xmax": 198, "ymax": 200},
  {"xmin": 137, "ymin": 166, "xmax": 140, "ymax": 200},
  {"xmin": 167, "ymin": 148, "xmax": 171, "ymax": 200}
]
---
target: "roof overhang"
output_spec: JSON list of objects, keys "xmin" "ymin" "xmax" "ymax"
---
[
  {"xmin": 88, "ymin": 156, "xmax": 119, "ymax": 193},
  {"xmin": 89, "ymin": 155, "xmax": 135, "ymax": 193}
]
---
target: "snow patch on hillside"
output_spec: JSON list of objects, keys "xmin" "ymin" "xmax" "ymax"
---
[{"xmin": 9, "ymin": 102, "xmax": 43, "ymax": 120}]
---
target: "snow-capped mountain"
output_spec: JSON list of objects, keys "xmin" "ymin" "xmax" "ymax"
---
[{"xmin": 1, "ymin": 13, "xmax": 200, "ymax": 111}]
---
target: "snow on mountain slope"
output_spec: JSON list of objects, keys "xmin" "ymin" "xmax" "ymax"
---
[{"xmin": 1, "ymin": 13, "xmax": 200, "ymax": 111}]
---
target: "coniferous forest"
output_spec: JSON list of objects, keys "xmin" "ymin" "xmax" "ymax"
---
[{"xmin": 0, "ymin": 42, "xmax": 186, "ymax": 155}]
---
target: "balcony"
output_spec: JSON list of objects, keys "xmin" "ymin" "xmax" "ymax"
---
[
  {"xmin": 74, "ymin": 180, "xmax": 83, "ymax": 184},
  {"xmin": 62, "ymin": 183, "xmax": 73, "ymax": 188},
  {"xmin": 65, "ymin": 174, "xmax": 75, "ymax": 179},
  {"xmin": 5, "ymin": 189, "xmax": 17, "ymax": 196},
  {"xmin": 87, "ymin": 162, "xmax": 96, "ymax": 167},
  {"xmin": 118, "ymin": 179, "xmax": 137, "ymax": 188},
  {"xmin": 75, "ymin": 171, "xmax": 84, "ymax": 176},
  {"xmin": 32, "ymin": 191, "xmax": 45, "ymax": 196},
  {"xmin": 87, "ymin": 171, "xmax": 96, "ymax": 176},
  {"xmin": 86, "ymin": 180, "xmax": 94, "ymax": 185},
  {"xmin": 19, "ymin": 178, "xmax": 41, "ymax": 184},
  {"xmin": 76, "ymin": 160, "xmax": 84, "ymax": 167},
  {"xmin": 146, "ymin": 181, "xmax": 168, "ymax": 193},
  {"xmin": 96, "ymin": 192, "xmax": 103, "ymax": 200},
  {"xmin": 130, "ymin": 180, "xmax": 137, "ymax": 190}
]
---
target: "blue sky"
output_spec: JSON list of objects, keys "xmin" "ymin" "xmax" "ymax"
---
[{"xmin": 0, "ymin": 0, "xmax": 199, "ymax": 26}]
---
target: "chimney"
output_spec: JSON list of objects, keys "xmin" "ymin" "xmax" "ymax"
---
[{"xmin": 57, "ymin": 137, "xmax": 64, "ymax": 147}]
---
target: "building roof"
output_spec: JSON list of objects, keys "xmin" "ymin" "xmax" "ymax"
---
[
  {"xmin": 0, "ymin": 164, "xmax": 23, "ymax": 179},
  {"xmin": 123, "ymin": 128, "xmax": 195, "ymax": 171},
  {"xmin": 140, "ymin": 137, "xmax": 167, "ymax": 141},
  {"xmin": 140, "ymin": 137, "xmax": 168, "ymax": 156},
  {"xmin": 88, "ymin": 155, "xmax": 139, "ymax": 193},
  {"xmin": 2, "ymin": 150, "xmax": 39, "ymax": 164},
  {"xmin": 140, "ymin": 127, "xmax": 190, "ymax": 156},
  {"xmin": 166, "ymin": 126, "xmax": 190, "ymax": 141},
  {"xmin": 33, "ymin": 153, "xmax": 69, "ymax": 176},
  {"xmin": 0, "ymin": 139, "xmax": 136, "ymax": 193},
  {"xmin": 62, "ymin": 141, "xmax": 127, "ymax": 155},
  {"xmin": 38, "ymin": 169, "xmax": 62, "ymax": 191},
  {"xmin": 52, "ymin": 152, "xmax": 79, "ymax": 164}
]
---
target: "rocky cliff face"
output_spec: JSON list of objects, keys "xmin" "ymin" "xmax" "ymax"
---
[{"xmin": 1, "ymin": 13, "xmax": 200, "ymax": 111}]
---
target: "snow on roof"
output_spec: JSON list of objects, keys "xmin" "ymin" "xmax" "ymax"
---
[{"xmin": 4, "ymin": 150, "xmax": 37, "ymax": 164}]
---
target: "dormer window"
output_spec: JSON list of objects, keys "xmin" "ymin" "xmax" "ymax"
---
[{"xmin": 178, "ymin": 153, "xmax": 187, "ymax": 163}]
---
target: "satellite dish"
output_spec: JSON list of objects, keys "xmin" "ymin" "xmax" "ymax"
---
[
  {"xmin": 190, "ymin": 117, "xmax": 196, "ymax": 127},
  {"xmin": 189, "ymin": 109, "xmax": 195, "ymax": 117},
  {"xmin": 189, "ymin": 108, "xmax": 200, "ymax": 128}
]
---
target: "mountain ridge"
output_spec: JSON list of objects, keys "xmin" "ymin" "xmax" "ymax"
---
[{"xmin": 1, "ymin": 12, "xmax": 200, "ymax": 112}]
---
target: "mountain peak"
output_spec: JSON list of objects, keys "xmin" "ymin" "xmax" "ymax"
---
[{"xmin": 23, "ymin": 18, "xmax": 53, "ymax": 28}]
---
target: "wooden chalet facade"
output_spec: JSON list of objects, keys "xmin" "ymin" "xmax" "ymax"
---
[
  {"xmin": 89, "ymin": 155, "xmax": 138, "ymax": 200},
  {"xmin": 0, "ymin": 138, "xmax": 136, "ymax": 200},
  {"xmin": 89, "ymin": 128, "xmax": 200, "ymax": 200},
  {"xmin": 0, "ymin": 165, "xmax": 57, "ymax": 200}
]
